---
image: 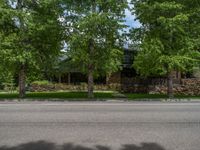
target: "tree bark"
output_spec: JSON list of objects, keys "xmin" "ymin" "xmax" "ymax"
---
[
  {"xmin": 106, "ymin": 74, "xmax": 111, "ymax": 85},
  {"xmin": 58, "ymin": 74, "xmax": 62, "ymax": 83},
  {"xmin": 19, "ymin": 64, "xmax": 26, "ymax": 98},
  {"xmin": 88, "ymin": 68, "xmax": 94, "ymax": 99},
  {"xmin": 167, "ymin": 71, "xmax": 174, "ymax": 99},
  {"xmin": 88, "ymin": 39, "xmax": 95, "ymax": 99},
  {"xmin": 68, "ymin": 73, "xmax": 71, "ymax": 85}
]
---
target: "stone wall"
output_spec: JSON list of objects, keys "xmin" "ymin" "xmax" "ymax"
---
[
  {"xmin": 149, "ymin": 79, "xmax": 200, "ymax": 96},
  {"xmin": 30, "ymin": 83, "xmax": 121, "ymax": 92},
  {"xmin": 121, "ymin": 77, "xmax": 200, "ymax": 96},
  {"xmin": 30, "ymin": 78, "xmax": 200, "ymax": 96},
  {"xmin": 121, "ymin": 77, "xmax": 168, "ymax": 93}
]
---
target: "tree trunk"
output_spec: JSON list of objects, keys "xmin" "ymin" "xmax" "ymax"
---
[
  {"xmin": 88, "ymin": 68, "xmax": 94, "ymax": 99},
  {"xmin": 68, "ymin": 73, "xmax": 71, "ymax": 85},
  {"xmin": 167, "ymin": 71, "xmax": 174, "ymax": 99},
  {"xmin": 19, "ymin": 64, "xmax": 26, "ymax": 98},
  {"xmin": 88, "ymin": 38, "xmax": 95, "ymax": 99},
  {"xmin": 106, "ymin": 74, "xmax": 111, "ymax": 85},
  {"xmin": 58, "ymin": 74, "xmax": 62, "ymax": 83}
]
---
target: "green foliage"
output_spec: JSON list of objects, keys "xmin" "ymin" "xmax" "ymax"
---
[
  {"xmin": 126, "ymin": 93, "xmax": 200, "ymax": 100},
  {"xmin": 66, "ymin": 0, "xmax": 128, "ymax": 77},
  {"xmin": 131, "ymin": 0, "xmax": 200, "ymax": 77},
  {"xmin": 0, "ymin": 91, "xmax": 114, "ymax": 99},
  {"xmin": 26, "ymin": 69, "xmax": 45, "ymax": 84},
  {"xmin": 0, "ymin": 0, "xmax": 63, "ymax": 83},
  {"xmin": 0, "ymin": 65, "xmax": 15, "ymax": 90},
  {"xmin": 31, "ymin": 80, "xmax": 51, "ymax": 86}
]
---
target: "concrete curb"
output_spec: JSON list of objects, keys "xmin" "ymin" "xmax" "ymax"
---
[{"xmin": 0, "ymin": 98, "xmax": 200, "ymax": 104}]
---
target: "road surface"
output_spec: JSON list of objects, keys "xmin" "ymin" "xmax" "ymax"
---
[{"xmin": 0, "ymin": 101, "xmax": 200, "ymax": 150}]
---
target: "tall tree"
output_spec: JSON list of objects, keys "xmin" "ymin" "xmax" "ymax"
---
[
  {"xmin": 0, "ymin": 0, "xmax": 63, "ymax": 98},
  {"xmin": 65, "ymin": 0, "xmax": 128, "ymax": 98},
  {"xmin": 182, "ymin": 0, "xmax": 200, "ymax": 78},
  {"xmin": 130, "ymin": 0, "xmax": 200, "ymax": 98}
]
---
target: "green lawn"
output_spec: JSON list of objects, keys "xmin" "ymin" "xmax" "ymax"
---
[
  {"xmin": 0, "ymin": 91, "xmax": 114, "ymax": 100},
  {"xmin": 126, "ymin": 93, "xmax": 200, "ymax": 100},
  {"xmin": 0, "ymin": 92, "xmax": 199, "ymax": 101}
]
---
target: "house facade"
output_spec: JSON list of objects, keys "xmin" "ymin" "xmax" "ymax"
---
[
  {"xmin": 52, "ymin": 48, "xmax": 137, "ymax": 85},
  {"xmin": 50, "ymin": 48, "xmax": 200, "ymax": 95}
]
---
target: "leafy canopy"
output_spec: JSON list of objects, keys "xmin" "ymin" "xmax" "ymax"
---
[
  {"xmin": 0, "ymin": 0, "xmax": 63, "ymax": 75},
  {"xmin": 131, "ymin": 0, "xmax": 200, "ymax": 77},
  {"xmin": 66, "ymin": 0, "xmax": 128, "ymax": 77}
]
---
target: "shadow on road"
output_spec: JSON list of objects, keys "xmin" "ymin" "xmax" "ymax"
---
[{"xmin": 0, "ymin": 141, "xmax": 166, "ymax": 150}]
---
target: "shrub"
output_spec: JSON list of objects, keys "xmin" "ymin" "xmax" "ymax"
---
[{"xmin": 32, "ymin": 80, "xmax": 52, "ymax": 85}]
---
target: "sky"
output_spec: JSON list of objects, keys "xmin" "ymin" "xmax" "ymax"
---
[
  {"xmin": 125, "ymin": 9, "xmax": 141, "ymax": 29},
  {"xmin": 124, "ymin": 1, "xmax": 141, "ymax": 32}
]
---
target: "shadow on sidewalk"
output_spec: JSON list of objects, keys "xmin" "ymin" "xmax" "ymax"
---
[{"xmin": 0, "ymin": 141, "xmax": 166, "ymax": 150}]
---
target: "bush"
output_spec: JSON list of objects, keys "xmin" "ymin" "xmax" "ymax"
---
[
  {"xmin": 32, "ymin": 80, "xmax": 52, "ymax": 85},
  {"xmin": 2, "ymin": 82, "xmax": 16, "ymax": 93}
]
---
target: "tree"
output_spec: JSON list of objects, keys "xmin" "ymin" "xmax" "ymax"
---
[
  {"xmin": 65, "ymin": 0, "xmax": 128, "ymax": 98},
  {"xmin": 130, "ymin": 0, "xmax": 200, "ymax": 98},
  {"xmin": 0, "ymin": 0, "xmax": 63, "ymax": 98},
  {"xmin": 181, "ymin": 0, "xmax": 200, "ymax": 79}
]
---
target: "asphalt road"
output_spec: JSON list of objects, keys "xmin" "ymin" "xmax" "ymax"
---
[{"xmin": 0, "ymin": 102, "xmax": 200, "ymax": 150}]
